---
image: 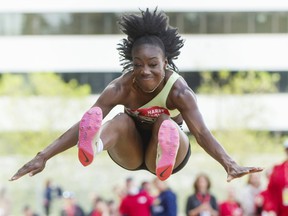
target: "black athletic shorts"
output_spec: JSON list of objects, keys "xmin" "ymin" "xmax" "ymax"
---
[{"xmin": 107, "ymin": 117, "xmax": 191, "ymax": 175}]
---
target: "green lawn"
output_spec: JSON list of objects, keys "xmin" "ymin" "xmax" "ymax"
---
[{"xmin": 1, "ymin": 145, "xmax": 285, "ymax": 216}]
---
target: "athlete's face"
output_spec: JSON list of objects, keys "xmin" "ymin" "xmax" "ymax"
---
[{"xmin": 132, "ymin": 44, "xmax": 167, "ymax": 93}]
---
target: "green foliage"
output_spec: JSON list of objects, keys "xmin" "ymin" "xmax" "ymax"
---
[
  {"xmin": 197, "ymin": 70, "xmax": 280, "ymax": 94},
  {"xmin": 0, "ymin": 73, "xmax": 91, "ymax": 97},
  {"xmin": 188, "ymin": 130, "xmax": 285, "ymax": 155},
  {"xmin": 192, "ymin": 70, "xmax": 284, "ymax": 155},
  {"xmin": 0, "ymin": 131, "xmax": 61, "ymax": 155},
  {"xmin": 0, "ymin": 72, "xmax": 91, "ymax": 155}
]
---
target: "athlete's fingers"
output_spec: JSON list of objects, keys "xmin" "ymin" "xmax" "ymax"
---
[
  {"xmin": 9, "ymin": 157, "xmax": 46, "ymax": 181},
  {"xmin": 248, "ymin": 167, "xmax": 264, "ymax": 173},
  {"xmin": 10, "ymin": 165, "xmax": 44, "ymax": 181},
  {"xmin": 9, "ymin": 167, "xmax": 30, "ymax": 181},
  {"xmin": 226, "ymin": 166, "xmax": 264, "ymax": 182},
  {"xmin": 226, "ymin": 175, "xmax": 234, "ymax": 182}
]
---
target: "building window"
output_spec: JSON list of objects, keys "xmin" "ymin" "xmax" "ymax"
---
[{"xmin": 254, "ymin": 12, "xmax": 273, "ymax": 33}]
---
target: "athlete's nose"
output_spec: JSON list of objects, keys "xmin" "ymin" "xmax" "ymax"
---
[{"xmin": 141, "ymin": 66, "xmax": 151, "ymax": 75}]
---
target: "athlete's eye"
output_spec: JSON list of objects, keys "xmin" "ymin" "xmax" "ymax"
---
[
  {"xmin": 149, "ymin": 63, "xmax": 157, "ymax": 68},
  {"xmin": 133, "ymin": 63, "xmax": 142, "ymax": 68}
]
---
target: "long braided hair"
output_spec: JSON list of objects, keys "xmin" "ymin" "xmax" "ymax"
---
[{"xmin": 117, "ymin": 8, "xmax": 184, "ymax": 73}]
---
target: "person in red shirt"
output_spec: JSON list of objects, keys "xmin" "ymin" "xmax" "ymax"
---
[
  {"xmin": 254, "ymin": 169, "xmax": 276, "ymax": 216},
  {"xmin": 119, "ymin": 179, "xmax": 153, "ymax": 216},
  {"xmin": 219, "ymin": 187, "xmax": 243, "ymax": 216},
  {"xmin": 88, "ymin": 196, "xmax": 109, "ymax": 216},
  {"xmin": 266, "ymin": 140, "xmax": 288, "ymax": 216}
]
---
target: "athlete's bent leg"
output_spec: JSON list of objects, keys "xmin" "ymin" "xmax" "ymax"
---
[
  {"xmin": 145, "ymin": 114, "xmax": 190, "ymax": 180},
  {"xmin": 101, "ymin": 113, "xmax": 144, "ymax": 170}
]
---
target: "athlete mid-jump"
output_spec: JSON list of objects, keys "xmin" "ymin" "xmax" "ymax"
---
[{"xmin": 10, "ymin": 8, "xmax": 262, "ymax": 182}]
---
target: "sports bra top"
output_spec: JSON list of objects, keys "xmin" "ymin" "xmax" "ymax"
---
[{"xmin": 125, "ymin": 72, "xmax": 181, "ymax": 124}]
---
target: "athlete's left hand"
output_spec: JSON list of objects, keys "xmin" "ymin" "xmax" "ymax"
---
[
  {"xmin": 226, "ymin": 165, "xmax": 263, "ymax": 182},
  {"xmin": 9, "ymin": 152, "xmax": 46, "ymax": 181}
]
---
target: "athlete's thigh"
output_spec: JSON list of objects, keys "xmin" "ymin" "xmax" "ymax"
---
[
  {"xmin": 100, "ymin": 113, "xmax": 144, "ymax": 170},
  {"xmin": 145, "ymin": 119, "xmax": 190, "ymax": 173},
  {"xmin": 174, "ymin": 128, "xmax": 190, "ymax": 167}
]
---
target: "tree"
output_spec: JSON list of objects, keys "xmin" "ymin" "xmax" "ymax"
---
[
  {"xmin": 193, "ymin": 70, "xmax": 283, "ymax": 153},
  {"xmin": 197, "ymin": 70, "xmax": 280, "ymax": 94},
  {"xmin": 0, "ymin": 72, "xmax": 91, "ymax": 97},
  {"xmin": 0, "ymin": 72, "xmax": 91, "ymax": 154}
]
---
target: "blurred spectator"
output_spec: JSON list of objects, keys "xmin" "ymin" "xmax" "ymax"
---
[
  {"xmin": 60, "ymin": 191, "xmax": 85, "ymax": 216},
  {"xmin": 265, "ymin": 139, "xmax": 288, "ymax": 216},
  {"xmin": 140, "ymin": 180, "xmax": 153, "ymax": 195},
  {"xmin": 119, "ymin": 177, "xmax": 153, "ymax": 216},
  {"xmin": 43, "ymin": 179, "xmax": 62, "ymax": 216},
  {"xmin": 22, "ymin": 205, "xmax": 39, "ymax": 216},
  {"xmin": 239, "ymin": 173, "xmax": 262, "ymax": 216},
  {"xmin": 151, "ymin": 178, "xmax": 177, "ymax": 216},
  {"xmin": 43, "ymin": 179, "xmax": 53, "ymax": 216},
  {"xmin": 106, "ymin": 199, "xmax": 119, "ymax": 216},
  {"xmin": 219, "ymin": 186, "xmax": 243, "ymax": 216},
  {"xmin": 185, "ymin": 173, "xmax": 219, "ymax": 216},
  {"xmin": 88, "ymin": 196, "xmax": 109, "ymax": 216},
  {"xmin": 124, "ymin": 177, "xmax": 134, "ymax": 194},
  {"xmin": 112, "ymin": 184, "xmax": 126, "ymax": 201},
  {"xmin": 254, "ymin": 169, "xmax": 275, "ymax": 216},
  {"xmin": 0, "ymin": 187, "xmax": 11, "ymax": 216}
]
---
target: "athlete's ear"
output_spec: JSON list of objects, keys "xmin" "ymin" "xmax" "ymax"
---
[{"xmin": 164, "ymin": 58, "xmax": 168, "ymax": 70}]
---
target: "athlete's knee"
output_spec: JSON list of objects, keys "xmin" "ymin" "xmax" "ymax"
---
[
  {"xmin": 152, "ymin": 114, "xmax": 174, "ymax": 132},
  {"xmin": 110, "ymin": 113, "xmax": 135, "ymax": 129},
  {"xmin": 155, "ymin": 113, "xmax": 170, "ymax": 124},
  {"xmin": 159, "ymin": 113, "xmax": 170, "ymax": 120},
  {"xmin": 113, "ymin": 112, "xmax": 132, "ymax": 121}
]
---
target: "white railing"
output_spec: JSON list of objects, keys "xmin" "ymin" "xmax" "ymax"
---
[
  {"xmin": 1, "ymin": 34, "xmax": 288, "ymax": 73},
  {"xmin": 1, "ymin": 94, "xmax": 288, "ymax": 132},
  {"xmin": 1, "ymin": 0, "xmax": 288, "ymax": 13}
]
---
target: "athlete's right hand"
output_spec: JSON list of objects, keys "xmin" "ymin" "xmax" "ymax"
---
[{"xmin": 9, "ymin": 152, "xmax": 46, "ymax": 181}]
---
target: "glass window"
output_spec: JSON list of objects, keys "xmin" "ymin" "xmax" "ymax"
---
[
  {"xmin": 166, "ymin": 13, "xmax": 182, "ymax": 31},
  {"xmin": 41, "ymin": 13, "xmax": 72, "ymax": 34},
  {"xmin": 230, "ymin": 12, "xmax": 249, "ymax": 33},
  {"xmin": 66, "ymin": 13, "xmax": 108, "ymax": 34},
  {"xmin": 0, "ymin": 13, "xmax": 121, "ymax": 35},
  {"xmin": 0, "ymin": 14, "xmax": 23, "ymax": 35},
  {"xmin": 0, "ymin": 11, "xmax": 288, "ymax": 35},
  {"xmin": 183, "ymin": 13, "xmax": 202, "ymax": 33},
  {"xmin": 206, "ymin": 12, "xmax": 225, "ymax": 34},
  {"xmin": 254, "ymin": 12, "xmax": 273, "ymax": 33},
  {"xmin": 278, "ymin": 12, "xmax": 288, "ymax": 33}
]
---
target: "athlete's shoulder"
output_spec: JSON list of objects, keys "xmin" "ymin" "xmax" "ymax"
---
[
  {"xmin": 105, "ymin": 71, "xmax": 132, "ymax": 90},
  {"xmin": 169, "ymin": 72, "xmax": 194, "ymax": 97}
]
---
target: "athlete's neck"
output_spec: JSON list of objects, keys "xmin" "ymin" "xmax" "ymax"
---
[{"xmin": 133, "ymin": 75, "xmax": 165, "ymax": 94}]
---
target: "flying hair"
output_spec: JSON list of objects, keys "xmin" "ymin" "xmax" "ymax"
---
[{"xmin": 117, "ymin": 8, "xmax": 185, "ymax": 72}]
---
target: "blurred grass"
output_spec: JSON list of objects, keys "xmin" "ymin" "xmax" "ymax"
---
[
  {"xmin": 0, "ymin": 131, "xmax": 61, "ymax": 155},
  {"xmin": 0, "ymin": 130, "xmax": 285, "ymax": 156},
  {"xmin": 1, "ymin": 69, "xmax": 285, "ymax": 215},
  {"xmin": 1, "ymin": 146, "xmax": 284, "ymax": 216},
  {"xmin": 0, "ymin": 130, "xmax": 286, "ymax": 215},
  {"xmin": 192, "ymin": 130, "xmax": 285, "ymax": 154}
]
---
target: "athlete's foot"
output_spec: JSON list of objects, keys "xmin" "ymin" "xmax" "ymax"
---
[
  {"xmin": 156, "ymin": 120, "xmax": 180, "ymax": 181},
  {"xmin": 78, "ymin": 107, "xmax": 102, "ymax": 166}
]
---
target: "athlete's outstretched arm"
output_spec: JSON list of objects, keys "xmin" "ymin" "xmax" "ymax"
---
[
  {"xmin": 10, "ymin": 78, "xmax": 122, "ymax": 181},
  {"xmin": 172, "ymin": 81, "xmax": 263, "ymax": 182},
  {"xmin": 10, "ymin": 122, "xmax": 80, "ymax": 181}
]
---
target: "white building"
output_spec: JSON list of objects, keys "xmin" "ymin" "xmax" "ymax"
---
[{"xmin": 0, "ymin": 0, "xmax": 287, "ymax": 131}]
